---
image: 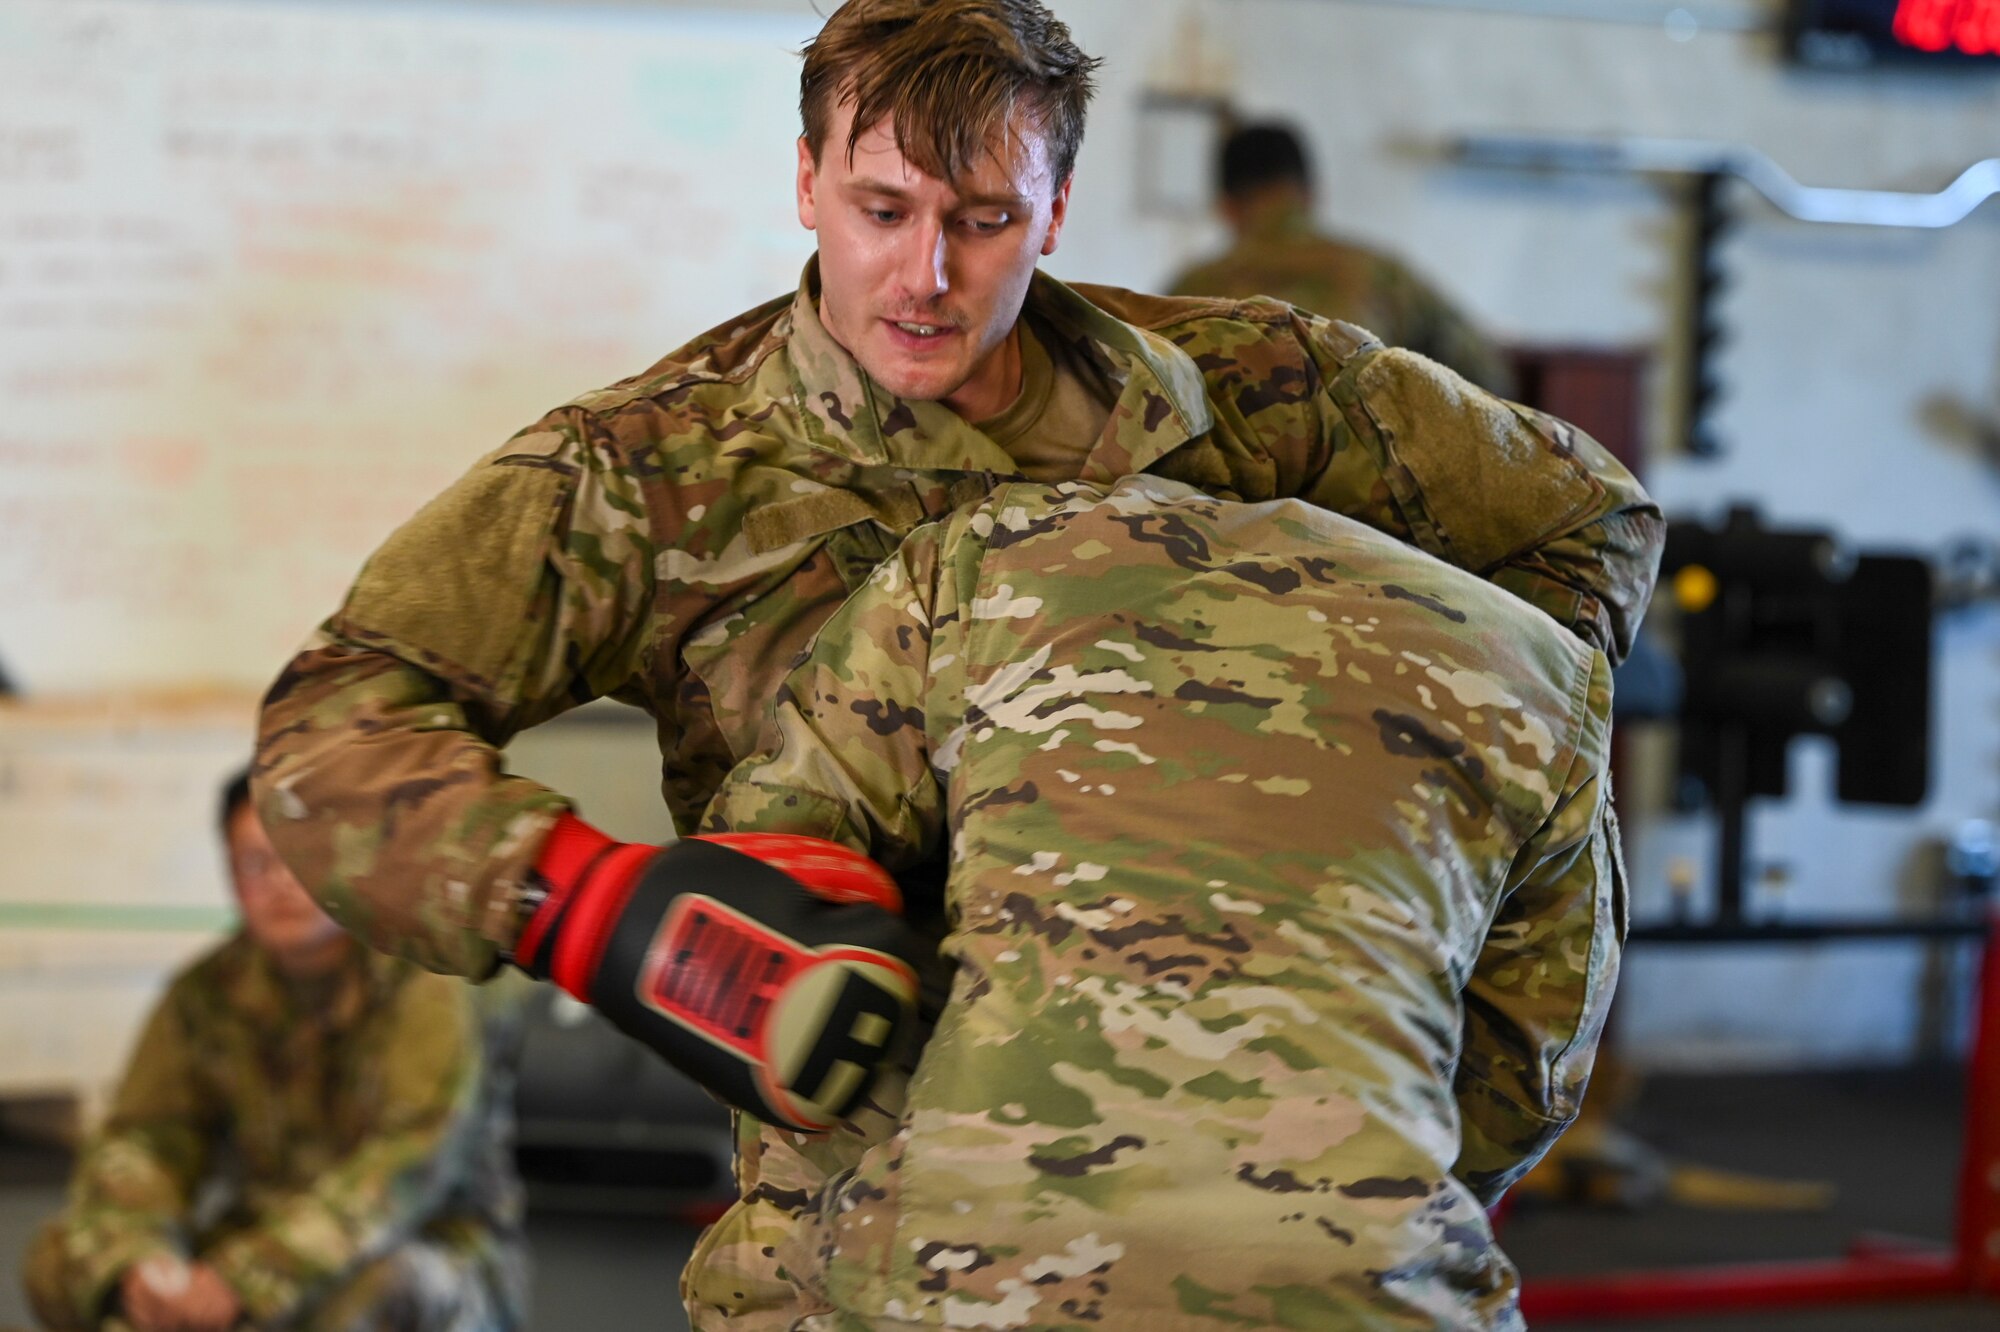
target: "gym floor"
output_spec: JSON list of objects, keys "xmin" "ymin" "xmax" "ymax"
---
[
  {"xmin": 1, "ymin": 1067, "xmax": 1990, "ymax": 1330},
  {"xmin": 1501, "ymin": 1065, "xmax": 1993, "ymax": 1330}
]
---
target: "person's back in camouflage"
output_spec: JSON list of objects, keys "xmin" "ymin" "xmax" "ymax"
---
[
  {"xmin": 21, "ymin": 782, "xmax": 526, "ymax": 1332},
  {"xmin": 1170, "ymin": 122, "xmax": 1514, "ymax": 395},
  {"xmin": 705, "ymin": 475, "xmax": 1626, "ymax": 1330}
]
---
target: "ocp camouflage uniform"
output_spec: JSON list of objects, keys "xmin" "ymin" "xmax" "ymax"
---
[
  {"xmin": 703, "ymin": 474, "xmax": 1627, "ymax": 1330},
  {"xmin": 250, "ymin": 261, "xmax": 1662, "ymax": 1328},
  {"xmin": 22, "ymin": 936, "xmax": 528, "ymax": 1332},
  {"xmin": 1170, "ymin": 202, "xmax": 1516, "ymax": 396}
]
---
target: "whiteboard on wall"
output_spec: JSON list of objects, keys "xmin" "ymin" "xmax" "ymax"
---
[{"xmin": 0, "ymin": 0, "xmax": 820, "ymax": 693}]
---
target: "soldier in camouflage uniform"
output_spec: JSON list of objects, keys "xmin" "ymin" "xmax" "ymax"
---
[
  {"xmin": 698, "ymin": 472, "xmax": 1628, "ymax": 1329},
  {"xmin": 1170, "ymin": 122, "xmax": 1515, "ymax": 396},
  {"xmin": 248, "ymin": 1, "xmax": 1661, "ymax": 1326},
  {"xmin": 21, "ymin": 774, "xmax": 527, "ymax": 1332}
]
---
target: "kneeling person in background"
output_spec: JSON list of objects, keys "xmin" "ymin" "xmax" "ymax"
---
[{"xmin": 22, "ymin": 771, "xmax": 528, "ymax": 1332}]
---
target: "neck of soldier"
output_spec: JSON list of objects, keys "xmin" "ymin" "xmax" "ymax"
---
[
  {"xmin": 1228, "ymin": 183, "xmax": 1314, "ymax": 241},
  {"xmin": 942, "ymin": 321, "xmax": 1024, "ymax": 423},
  {"xmin": 270, "ymin": 930, "xmax": 355, "ymax": 985}
]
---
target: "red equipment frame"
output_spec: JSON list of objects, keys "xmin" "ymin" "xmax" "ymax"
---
[{"xmin": 1518, "ymin": 904, "xmax": 2000, "ymax": 1321}]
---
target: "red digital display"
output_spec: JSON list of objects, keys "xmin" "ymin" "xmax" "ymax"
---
[
  {"xmin": 1895, "ymin": 0, "xmax": 2000, "ymax": 53},
  {"xmin": 1790, "ymin": 0, "xmax": 2000, "ymax": 66}
]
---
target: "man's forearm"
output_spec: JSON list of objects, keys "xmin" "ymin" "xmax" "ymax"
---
[
  {"xmin": 701, "ymin": 525, "xmax": 958, "ymax": 870},
  {"xmin": 1452, "ymin": 664, "xmax": 1625, "ymax": 1202},
  {"xmin": 55, "ymin": 1218, "xmax": 184, "ymax": 1327},
  {"xmin": 1312, "ymin": 338, "xmax": 1665, "ymax": 665},
  {"xmin": 201, "ymin": 1122, "xmax": 458, "ymax": 1326},
  {"xmin": 254, "ymin": 637, "xmax": 570, "ymax": 976},
  {"xmin": 1486, "ymin": 503, "xmax": 1666, "ymax": 665},
  {"xmin": 60, "ymin": 996, "xmax": 214, "ymax": 1322}
]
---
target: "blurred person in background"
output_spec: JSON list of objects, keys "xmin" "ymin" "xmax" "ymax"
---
[
  {"xmin": 20, "ymin": 772, "xmax": 528, "ymax": 1332},
  {"xmin": 1171, "ymin": 121, "xmax": 1515, "ymax": 395}
]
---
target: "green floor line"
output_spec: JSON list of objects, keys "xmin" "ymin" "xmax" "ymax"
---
[{"xmin": 0, "ymin": 903, "xmax": 236, "ymax": 931}]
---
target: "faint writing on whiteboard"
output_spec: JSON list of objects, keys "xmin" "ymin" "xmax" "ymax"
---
[{"xmin": 0, "ymin": 1, "xmax": 819, "ymax": 691}]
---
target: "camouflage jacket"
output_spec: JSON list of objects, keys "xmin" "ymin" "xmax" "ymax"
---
[
  {"xmin": 1170, "ymin": 203, "xmax": 1516, "ymax": 397},
  {"xmin": 699, "ymin": 475, "xmax": 1627, "ymax": 1331},
  {"xmin": 38, "ymin": 934, "xmax": 525, "ymax": 1328},
  {"xmin": 253, "ymin": 260, "xmax": 1658, "ymax": 982}
]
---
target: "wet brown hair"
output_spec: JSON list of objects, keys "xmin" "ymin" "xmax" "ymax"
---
[{"xmin": 800, "ymin": 0, "xmax": 1101, "ymax": 191}]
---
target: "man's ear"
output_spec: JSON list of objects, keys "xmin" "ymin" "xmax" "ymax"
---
[
  {"xmin": 1040, "ymin": 174, "xmax": 1074, "ymax": 257},
  {"xmin": 797, "ymin": 136, "xmax": 820, "ymax": 231}
]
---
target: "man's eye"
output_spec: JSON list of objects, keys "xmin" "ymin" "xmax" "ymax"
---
[
  {"xmin": 866, "ymin": 208, "xmax": 901, "ymax": 224},
  {"xmin": 964, "ymin": 215, "xmax": 1009, "ymax": 234}
]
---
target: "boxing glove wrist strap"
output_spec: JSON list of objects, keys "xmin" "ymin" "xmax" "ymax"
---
[{"xmin": 518, "ymin": 812, "xmax": 656, "ymax": 996}]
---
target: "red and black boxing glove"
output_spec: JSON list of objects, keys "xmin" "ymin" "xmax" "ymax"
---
[{"xmin": 515, "ymin": 814, "xmax": 924, "ymax": 1134}]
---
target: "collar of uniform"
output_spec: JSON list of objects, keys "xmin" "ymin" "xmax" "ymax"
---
[
  {"xmin": 1028, "ymin": 271, "xmax": 1216, "ymax": 485},
  {"xmin": 226, "ymin": 934, "xmax": 383, "ymax": 1036},
  {"xmin": 787, "ymin": 257, "xmax": 1017, "ymax": 473},
  {"xmin": 787, "ymin": 259, "xmax": 1212, "ymax": 479},
  {"xmin": 1243, "ymin": 197, "xmax": 1319, "ymax": 244}
]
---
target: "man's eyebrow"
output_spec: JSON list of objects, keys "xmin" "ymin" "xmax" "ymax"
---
[
  {"xmin": 844, "ymin": 177, "xmax": 1028, "ymax": 210},
  {"xmin": 960, "ymin": 189, "xmax": 1029, "ymax": 210},
  {"xmin": 845, "ymin": 177, "xmax": 915, "ymax": 201}
]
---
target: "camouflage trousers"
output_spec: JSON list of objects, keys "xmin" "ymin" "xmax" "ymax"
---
[{"xmin": 23, "ymin": 1220, "xmax": 527, "ymax": 1332}]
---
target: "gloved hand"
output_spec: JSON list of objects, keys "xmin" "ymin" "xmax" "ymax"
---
[{"xmin": 516, "ymin": 814, "xmax": 924, "ymax": 1133}]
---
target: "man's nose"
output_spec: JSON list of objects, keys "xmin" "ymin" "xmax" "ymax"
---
[{"xmin": 897, "ymin": 220, "xmax": 950, "ymax": 302}]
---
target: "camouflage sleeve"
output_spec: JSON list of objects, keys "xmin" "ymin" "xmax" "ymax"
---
[
  {"xmin": 1452, "ymin": 650, "xmax": 1626, "ymax": 1206},
  {"xmin": 51, "ymin": 988, "xmax": 218, "ymax": 1322},
  {"xmin": 203, "ymin": 975, "xmax": 486, "ymax": 1324},
  {"xmin": 254, "ymin": 413, "xmax": 655, "ymax": 976},
  {"xmin": 1303, "ymin": 318, "xmax": 1664, "ymax": 666},
  {"xmin": 700, "ymin": 519, "xmax": 967, "ymax": 871}
]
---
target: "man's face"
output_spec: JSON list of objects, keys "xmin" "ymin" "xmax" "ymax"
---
[
  {"xmin": 797, "ymin": 100, "xmax": 1072, "ymax": 419},
  {"xmin": 226, "ymin": 805, "xmax": 347, "ymax": 975}
]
